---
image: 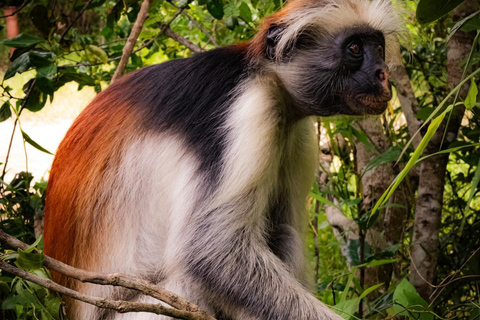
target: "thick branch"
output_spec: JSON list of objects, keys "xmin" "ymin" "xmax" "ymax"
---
[
  {"xmin": 0, "ymin": 260, "xmax": 210, "ymax": 320},
  {"xmin": 0, "ymin": 230, "xmax": 215, "ymax": 320},
  {"xmin": 111, "ymin": 0, "xmax": 153, "ymax": 83}
]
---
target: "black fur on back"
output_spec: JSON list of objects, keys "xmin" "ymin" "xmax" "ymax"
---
[{"xmin": 109, "ymin": 46, "xmax": 251, "ymax": 185}]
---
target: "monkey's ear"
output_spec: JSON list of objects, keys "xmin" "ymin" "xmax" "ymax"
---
[{"xmin": 266, "ymin": 24, "xmax": 286, "ymax": 60}]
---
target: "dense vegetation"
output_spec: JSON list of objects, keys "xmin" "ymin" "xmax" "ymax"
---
[{"xmin": 0, "ymin": 0, "xmax": 479, "ymax": 319}]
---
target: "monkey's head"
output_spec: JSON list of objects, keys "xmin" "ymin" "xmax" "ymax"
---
[{"xmin": 250, "ymin": 0, "xmax": 403, "ymax": 117}]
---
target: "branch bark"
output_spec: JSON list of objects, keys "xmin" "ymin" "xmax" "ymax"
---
[
  {"xmin": 111, "ymin": 0, "xmax": 153, "ymax": 84},
  {"xmin": 0, "ymin": 230, "xmax": 215, "ymax": 320}
]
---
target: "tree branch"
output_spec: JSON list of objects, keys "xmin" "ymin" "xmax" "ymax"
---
[
  {"xmin": 111, "ymin": 0, "xmax": 153, "ymax": 83},
  {"xmin": 0, "ymin": 1, "xmax": 32, "ymax": 18},
  {"xmin": 166, "ymin": 1, "xmax": 218, "ymax": 47},
  {"xmin": 157, "ymin": 23, "xmax": 204, "ymax": 53},
  {"xmin": 0, "ymin": 230, "xmax": 215, "ymax": 320}
]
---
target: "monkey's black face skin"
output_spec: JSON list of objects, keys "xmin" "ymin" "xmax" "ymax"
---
[{"xmin": 279, "ymin": 25, "xmax": 392, "ymax": 117}]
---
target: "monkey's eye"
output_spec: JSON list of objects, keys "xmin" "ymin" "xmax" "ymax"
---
[
  {"xmin": 348, "ymin": 42, "xmax": 362, "ymax": 55},
  {"xmin": 377, "ymin": 45, "xmax": 384, "ymax": 58}
]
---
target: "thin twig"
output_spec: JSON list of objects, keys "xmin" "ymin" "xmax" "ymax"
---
[
  {"xmin": 59, "ymin": 0, "xmax": 94, "ymax": 43},
  {"xmin": 0, "ymin": 1, "xmax": 32, "ymax": 18},
  {"xmin": 0, "ymin": 230, "xmax": 215, "ymax": 320},
  {"xmin": 166, "ymin": 1, "xmax": 218, "ymax": 47},
  {"xmin": 58, "ymin": 9, "xmax": 184, "ymax": 70}
]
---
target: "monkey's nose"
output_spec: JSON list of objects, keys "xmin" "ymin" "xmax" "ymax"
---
[{"xmin": 376, "ymin": 68, "xmax": 390, "ymax": 92}]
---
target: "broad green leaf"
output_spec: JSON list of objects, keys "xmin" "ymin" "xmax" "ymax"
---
[
  {"xmin": 29, "ymin": 5, "xmax": 50, "ymax": 35},
  {"xmin": 346, "ymin": 239, "xmax": 373, "ymax": 266},
  {"xmin": 393, "ymin": 278, "xmax": 434, "ymax": 320},
  {"xmin": 333, "ymin": 298, "xmax": 359, "ymax": 320},
  {"xmin": 4, "ymin": 51, "xmax": 55, "ymax": 80},
  {"xmin": 24, "ymin": 83, "xmax": 48, "ymax": 112},
  {"xmin": 16, "ymin": 249, "xmax": 45, "ymax": 270},
  {"xmin": 239, "ymin": 2, "xmax": 253, "ymax": 23},
  {"xmin": 0, "ymin": 101, "xmax": 12, "ymax": 122},
  {"xmin": 0, "ymin": 33, "xmax": 44, "ymax": 48},
  {"xmin": 21, "ymin": 130, "xmax": 53, "ymax": 155},
  {"xmin": 4, "ymin": 52, "xmax": 30, "ymax": 80},
  {"xmin": 464, "ymin": 79, "xmax": 478, "ymax": 110},
  {"xmin": 416, "ymin": 0, "xmax": 465, "ymax": 24},
  {"xmin": 207, "ymin": 0, "xmax": 224, "ymax": 20},
  {"xmin": 36, "ymin": 64, "xmax": 57, "ymax": 95}
]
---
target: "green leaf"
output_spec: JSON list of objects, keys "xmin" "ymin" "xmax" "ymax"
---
[
  {"xmin": 24, "ymin": 83, "xmax": 48, "ymax": 112},
  {"xmin": 21, "ymin": 130, "xmax": 53, "ymax": 155},
  {"xmin": 464, "ymin": 79, "xmax": 478, "ymax": 110},
  {"xmin": 239, "ymin": 2, "xmax": 252, "ymax": 23},
  {"xmin": 346, "ymin": 239, "xmax": 373, "ymax": 266},
  {"xmin": 0, "ymin": 33, "xmax": 44, "ymax": 48},
  {"xmin": 29, "ymin": 5, "xmax": 51, "ymax": 36},
  {"xmin": 4, "ymin": 52, "xmax": 30, "ymax": 80},
  {"xmin": 356, "ymin": 258, "xmax": 399, "ymax": 268},
  {"xmin": 25, "ymin": 235, "xmax": 43, "ymax": 253},
  {"xmin": 393, "ymin": 278, "xmax": 434, "ymax": 320},
  {"xmin": 16, "ymin": 249, "xmax": 45, "ymax": 270},
  {"xmin": 358, "ymin": 283, "xmax": 383, "ymax": 300},
  {"xmin": 0, "ymin": 101, "xmax": 12, "ymax": 122},
  {"xmin": 226, "ymin": 16, "xmax": 239, "ymax": 30},
  {"xmin": 333, "ymin": 298, "xmax": 359, "ymax": 320},
  {"xmin": 351, "ymin": 126, "xmax": 379, "ymax": 155},
  {"xmin": 416, "ymin": 0, "xmax": 465, "ymax": 24},
  {"xmin": 3, "ymin": 51, "xmax": 55, "ymax": 80},
  {"xmin": 206, "ymin": 0, "xmax": 224, "ymax": 19},
  {"xmin": 36, "ymin": 64, "xmax": 57, "ymax": 95},
  {"xmin": 309, "ymin": 192, "xmax": 342, "ymax": 211},
  {"xmin": 364, "ymin": 146, "xmax": 403, "ymax": 173},
  {"xmin": 371, "ymin": 111, "xmax": 447, "ymax": 216},
  {"xmin": 86, "ymin": 45, "xmax": 108, "ymax": 64}
]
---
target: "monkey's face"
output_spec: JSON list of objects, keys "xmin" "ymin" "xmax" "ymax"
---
[{"xmin": 273, "ymin": 25, "xmax": 393, "ymax": 117}]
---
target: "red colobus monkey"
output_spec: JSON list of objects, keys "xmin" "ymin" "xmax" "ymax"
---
[{"xmin": 44, "ymin": 0, "xmax": 402, "ymax": 319}]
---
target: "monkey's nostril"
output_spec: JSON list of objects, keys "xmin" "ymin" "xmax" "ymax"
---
[{"xmin": 376, "ymin": 69, "xmax": 389, "ymax": 83}]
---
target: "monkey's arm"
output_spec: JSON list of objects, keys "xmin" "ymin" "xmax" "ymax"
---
[{"xmin": 183, "ymin": 202, "xmax": 343, "ymax": 320}]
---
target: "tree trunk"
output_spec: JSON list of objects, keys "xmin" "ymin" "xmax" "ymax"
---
[
  {"xmin": 355, "ymin": 117, "xmax": 412, "ymax": 297},
  {"xmin": 409, "ymin": 0, "xmax": 479, "ymax": 301}
]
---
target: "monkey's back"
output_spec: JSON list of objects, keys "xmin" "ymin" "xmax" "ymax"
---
[{"xmin": 43, "ymin": 45, "xmax": 250, "ymax": 302}]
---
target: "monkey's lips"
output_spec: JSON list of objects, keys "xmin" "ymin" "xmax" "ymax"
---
[{"xmin": 348, "ymin": 92, "xmax": 392, "ymax": 115}]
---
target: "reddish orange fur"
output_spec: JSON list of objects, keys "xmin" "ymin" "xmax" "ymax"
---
[{"xmin": 43, "ymin": 81, "xmax": 139, "ymax": 288}]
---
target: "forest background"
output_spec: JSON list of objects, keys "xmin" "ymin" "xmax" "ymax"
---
[{"xmin": 0, "ymin": 0, "xmax": 479, "ymax": 319}]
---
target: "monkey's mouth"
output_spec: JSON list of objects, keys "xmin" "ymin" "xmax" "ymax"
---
[{"xmin": 348, "ymin": 91, "xmax": 392, "ymax": 115}]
